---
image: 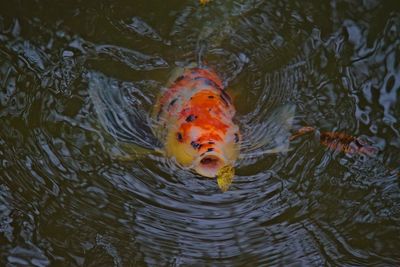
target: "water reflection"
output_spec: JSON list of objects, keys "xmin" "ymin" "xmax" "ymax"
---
[{"xmin": 0, "ymin": 0, "xmax": 399, "ymax": 266}]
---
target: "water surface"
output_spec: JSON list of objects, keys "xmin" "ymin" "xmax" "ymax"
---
[{"xmin": 1, "ymin": 0, "xmax": 399, "ymax": 266}]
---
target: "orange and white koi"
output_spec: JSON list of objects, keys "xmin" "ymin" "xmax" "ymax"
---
[{"xmin": 153, "ymin": 66, "xmax": 240, "ymax": 181}]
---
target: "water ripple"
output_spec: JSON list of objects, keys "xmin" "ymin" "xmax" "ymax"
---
[{"xmin": 0, "ymin": 1, "xmax": 399, "ymax": 266}]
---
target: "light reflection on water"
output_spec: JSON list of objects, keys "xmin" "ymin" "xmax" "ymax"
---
[{"xmin": 0, "ymin": 0, "xmax": 399, "ymax": 266}]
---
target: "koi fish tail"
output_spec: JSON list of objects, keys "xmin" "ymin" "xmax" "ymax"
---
[{"xmin": 290, "ymin": 126, "xmax": 378, "ymax": 156}]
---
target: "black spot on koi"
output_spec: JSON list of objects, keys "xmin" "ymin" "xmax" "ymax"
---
[
  {"xmin": 185, "ymin": 114, "xmax": 197, "ymax": 122},
  {"xmin": 191, "ymin": 141, "xmax": 202, "ymax": 150},
  {"xmin": 177, "ymin": 132, "xmax": 183, "ymax": 142}
]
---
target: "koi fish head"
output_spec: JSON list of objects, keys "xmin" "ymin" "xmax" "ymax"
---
[
  {"xmin": 155, "ymin": 67, "xmax": 240, "ymax": 178},
  {"xmin": 165, "ymin": 118, "xmax": 240, "ymax": 178}
]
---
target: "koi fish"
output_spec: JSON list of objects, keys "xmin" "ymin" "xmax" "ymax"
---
[
  {"xmin": 88, "ymin": 67, "xmax": 296, "ymax": 191},
  {"xmin": 153, "ymin": 66, "xmax": 240, "ymax": 183},
  {"xmin": 290, "ymin": 126, "xmax": 378, "ymax": 156}
]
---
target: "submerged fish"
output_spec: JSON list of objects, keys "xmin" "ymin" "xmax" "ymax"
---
[
  {"xmin": 153, "ymin": 66, "xmax": 240, "ymax": 181},
  {"xmin": 290, "ymin": 126, "xmax": 379, "ymax": 156}
]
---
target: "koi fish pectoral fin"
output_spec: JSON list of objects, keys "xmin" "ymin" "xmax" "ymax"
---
[
  {"xmin": 238, "ymin": 144, "xmax": 293, "ymax": 160},
  {"xmin": 240, "ymin": 103, "xmax": 296, "ymax": 161},
  {"xmin": 115, "ymin": 143, "xmax": 163, "ymax": 161},
  {"xmin": 88, "ymin": 71, "xmax": 160, "ymax": 150}
]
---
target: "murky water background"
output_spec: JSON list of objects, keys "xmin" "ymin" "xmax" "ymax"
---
[{"xmin": 1, "ymin": 0, "xmax": 400, "ymax": 266}]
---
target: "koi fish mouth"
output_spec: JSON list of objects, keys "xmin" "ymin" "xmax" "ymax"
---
[{"xmin": 194, "ymin": 152, "xmax": 226, "ymax": 178}]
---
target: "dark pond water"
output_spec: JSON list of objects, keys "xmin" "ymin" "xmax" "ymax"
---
[{"xmin": 1, "ymin": 0, "xmax": 400, "ymax": 266}]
